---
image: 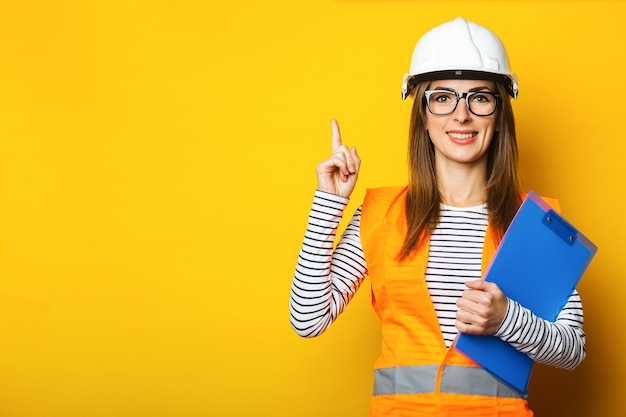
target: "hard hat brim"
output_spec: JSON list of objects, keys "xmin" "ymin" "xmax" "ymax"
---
[{"xmin": 403, "ymin": 70, "xmax": 518, "ymax": 100}]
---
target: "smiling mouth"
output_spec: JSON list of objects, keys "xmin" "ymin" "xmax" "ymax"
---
[{"xmin": 448, "ymin": 132, "xmax": 476, "ymax": 139}]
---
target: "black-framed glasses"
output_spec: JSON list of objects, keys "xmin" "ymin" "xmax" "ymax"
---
[{"xmin": 424, "ymin": 90, "xmax": 500, "ymax": 116}]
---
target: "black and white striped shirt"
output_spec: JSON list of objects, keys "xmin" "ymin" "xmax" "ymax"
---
[
  {"xmin": 427, "ymin": 204, "xmax": 488, "ymax": 346},
  {"xmin": 290, "ymin": 190, "xmax": 586, "ymax": 369}
]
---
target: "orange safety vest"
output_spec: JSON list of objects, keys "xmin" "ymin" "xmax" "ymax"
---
[{"xmin": 360, "ymin": 186, "xmax": 555, "ymax": 417}]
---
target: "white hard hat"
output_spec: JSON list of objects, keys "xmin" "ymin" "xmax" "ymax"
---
[{"xmin": 401, "ymin": 17, "xmax": 518, "ymax": 100}]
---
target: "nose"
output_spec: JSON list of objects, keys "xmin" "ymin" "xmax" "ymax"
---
[{"xmin": 453, "ymin": 97, "xmax": 471, "ymax": 123}]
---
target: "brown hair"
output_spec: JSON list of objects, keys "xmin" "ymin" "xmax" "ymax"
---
[{"xmin": 398, "ymin": 81, "xmax": 522, "ymax": 260}]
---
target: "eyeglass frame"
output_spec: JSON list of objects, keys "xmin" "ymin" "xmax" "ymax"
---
[{"xmin": 424, "ymin": 89, "xmax": 500, "ymax": 116}]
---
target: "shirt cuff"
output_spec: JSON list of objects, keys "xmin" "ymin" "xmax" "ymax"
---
[
  {"xmin": 493, "ymin": 298, "xmax": 517, "ymax": 338},
  {"xmin": 314, "ymin": 189, "xmax": 350, "ymax": 205}
]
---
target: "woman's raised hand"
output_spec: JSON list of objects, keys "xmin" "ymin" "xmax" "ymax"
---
[{"xmin": 316, "ymin": 119, "xmax": 361, "ymax": 198}]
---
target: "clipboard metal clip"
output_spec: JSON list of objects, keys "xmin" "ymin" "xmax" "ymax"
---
[{"xmin": 542, "ymin": 210, "xmax": 577, "ymax": 246}]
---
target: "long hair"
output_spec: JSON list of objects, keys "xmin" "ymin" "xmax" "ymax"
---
[{"xmin": 398, "ymin": 81, "xmax": 522, "ymax": 260}]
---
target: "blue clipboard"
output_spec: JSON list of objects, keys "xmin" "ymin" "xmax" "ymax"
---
[{"xmin": 454, "ymin": 191, "xmax": 597, "ymax": 394}]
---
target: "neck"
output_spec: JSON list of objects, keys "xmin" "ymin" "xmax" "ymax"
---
[{"xmin": 436, "ymin": 161, "xmax": 488, "ymax": 207}]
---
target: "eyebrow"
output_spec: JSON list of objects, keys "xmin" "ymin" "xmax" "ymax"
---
[{"xmin": 431, "ymin": 86, "xmax": 494, "ymax": 92}]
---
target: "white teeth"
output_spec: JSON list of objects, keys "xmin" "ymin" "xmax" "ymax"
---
[{"xmin": 449, "ymin": 132, "xmax": 474, "ymax": 139}]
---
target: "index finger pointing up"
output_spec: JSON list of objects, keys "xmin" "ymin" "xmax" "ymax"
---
[{"xmin": 331, "ymin": 119, "xmax": 342, "ymax": 151}]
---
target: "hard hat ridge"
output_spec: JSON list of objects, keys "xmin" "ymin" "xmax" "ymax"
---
[
  {"xmin": 432, "ymin": 17, "xmax": 487, "ymax": 72},
  {"xmin": 401, "ymin": 17, "xmax": 518, "ymax": 100}
]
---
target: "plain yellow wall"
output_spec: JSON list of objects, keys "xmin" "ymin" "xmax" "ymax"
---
[{"xmin": 0, "ymin": 1, "xmax": 623, "ymax": 416}]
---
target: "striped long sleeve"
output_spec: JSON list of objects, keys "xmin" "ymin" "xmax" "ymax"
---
[
  {"xmin": 494, "ymin": 296, "xmax": 586, "ymax": 369},
  {"xmin": 289, "ymin": 191, "xmax": 366, "ymax": 337}
]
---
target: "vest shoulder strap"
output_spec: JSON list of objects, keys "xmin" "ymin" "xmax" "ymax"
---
[{"xmin": 361, "ymin": 186, "xmax": 407, "ymax": 253}]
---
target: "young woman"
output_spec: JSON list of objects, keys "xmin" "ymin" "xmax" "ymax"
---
[{"xmin": 289, "ymin": 17, "xmax": 585, "ymax": 417}]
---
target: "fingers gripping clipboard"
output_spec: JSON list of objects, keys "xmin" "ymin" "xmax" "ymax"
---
[{"xmin": 454, "ymin": 191, "xmax": 598, "ymax": 394}]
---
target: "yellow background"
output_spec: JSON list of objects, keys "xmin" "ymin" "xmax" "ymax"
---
[{"xmin": 0, "ymin": 1, "xmax": 623, "ymax": 416}]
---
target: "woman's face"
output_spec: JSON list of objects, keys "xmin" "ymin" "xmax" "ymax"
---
[{"xmin": 425, "ymin": 79, "xmax": 498, "ymax": 168}]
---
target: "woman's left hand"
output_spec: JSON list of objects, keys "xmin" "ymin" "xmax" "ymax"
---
[{"xmin": 455, "ymin": 280, "xmax": 509, "ymax": 335}]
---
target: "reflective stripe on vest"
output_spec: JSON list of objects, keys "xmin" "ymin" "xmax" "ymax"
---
[{"xmin": 373, "ymin": 365, "xmax": 527, "ymax": 400}]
